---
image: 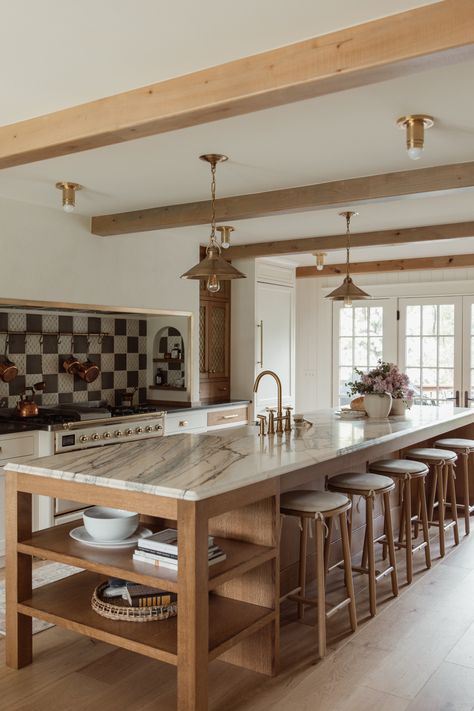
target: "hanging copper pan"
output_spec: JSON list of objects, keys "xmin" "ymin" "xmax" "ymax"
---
[{"xmin": 0, "ymin": 336, "xmax": 18, "ymax": 383}]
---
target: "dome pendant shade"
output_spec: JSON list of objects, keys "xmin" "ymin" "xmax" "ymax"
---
[
  {"xmin": 180, "ymin": 246, "xmax": 246, "ymax": 281},
  {"xmin": 326, "ymin": 276, "xmax": 370, "ymax": 301}
]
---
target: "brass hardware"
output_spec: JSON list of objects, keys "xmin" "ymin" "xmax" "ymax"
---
[
  {"xmin": 91, "ymin": 433, "xmax": 100, "ymax": 441},
  {"xmin": 313, "ymin": 252, "xmax": 327, "ymax": 271},
  {"xmin": 284, "ymin": 406, "xmax": 293, "ymax": 432},
  {"xmin": 179, "ymin": 420, "xmax": 189, "ymax": 427},
  {"xmin": 445, "ymin": 390, "xmax": 460, "ymax": 407},
  {"xmin": 216, "ymin": 225, "xmax": 234, "ymax": 250},
  {"xmin": 266, "ymin": 408, "xmax": 276, "ymax": 435},
  {"xmin": 326, "ymin": 211, "xmax": 370, "ymax": 306},
  {"xmin": 181, "ymin": 154, "xmax": 245, "ymax": 292},
  {"xmin": 464, "ymin": 391, "xmax": 474, "ymax": 408},
  {"xmin": 257, "ymin": 414, "xmax": 267, "ymax": 436},
  {"xmin": 257, "ymin": 320, "xmax": 264, "ymax": 367},
  {"xmin": 253, "ymin": 370, "xmax": 284, "ymax": 436},
  {"xmin": 222, "ymin": 414, "xmax": 239, "ymax": 419},
  {"xmin": 397, "ymin": 114, "xmax": 434, "ymax": 160},
  {"xmin": 56, "ymin": 181, "xmax": 82, "ymax": 212}
]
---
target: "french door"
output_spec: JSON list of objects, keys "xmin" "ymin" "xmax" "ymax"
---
[
  {"xmin": 463, "ymin": 296, "xmax": 474, "ymax": 408},
  {"xmin": 333, "ymin": 299, "xmax": 397, "ymax": 406},
  {"xmin": 398, "ymin": 297, "xmax": 462, "ymax": 406}
]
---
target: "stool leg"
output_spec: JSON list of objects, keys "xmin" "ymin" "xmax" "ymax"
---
[
  {"xmin": 448, "ymin": 464, "xmax": 460, "ymax": 546},
  {"xmin": 428, "ymin": 465, "xmax": 437, "ymax": 523},
  {"xmin": 298, "ymin": 517, "xmax": 308, "ymax": 620},
  {"xmin": 383, "ymin": 492, "xmax": 399, "ymax": 598},
  {"xmin": 404, "ymin": 479, "xmax": 413, "ymax": 585},
  {"xmin": 418, "ymin": 477, "xmax": 432, "ymax": 569},
  {"xmin": 347, "ymin": 496, "xmax": 354, "ymax": 550},
  {"xmin": 438, "ymin": 464, "xmax": 446, "ymax": 558},
  {"xmin": 339, "ymin": 511, "xmax": 357, "ymax": 633},
  {"xmin": 315, "ymin": 517, "xmax": 326, "ymax": 659},
  {"xmin": 324, "ymin": 517, "xmax": 333, "ymax": 576},
  {"xmin": 462, "ymin": 453, "xmax": 471, "ymax": 535},
  {"xmin": 398, "ymin": 492, "xmax": 406, "ymax": 546},
  {"xmin": 366, "ymin": 495, "xmax": 377, "ymax": 617}
]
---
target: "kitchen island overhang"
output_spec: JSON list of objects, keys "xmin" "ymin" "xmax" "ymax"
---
[{"xmin": 4, "ymin": 405, "xmax": 474, "ymax": 711}]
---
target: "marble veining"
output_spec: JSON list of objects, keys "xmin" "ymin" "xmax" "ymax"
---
[{"xmin": 6, "ymin": 407, "xmax": 474, "ymax": 501}]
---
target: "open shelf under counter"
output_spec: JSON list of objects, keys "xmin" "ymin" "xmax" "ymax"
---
[
  {"xmin": 17, "ymin": 521, "xmax": 277, "ymax": 593},
  {"xmin": 17, "ymin": 570, "xmax": 275, "ymax": 665}
]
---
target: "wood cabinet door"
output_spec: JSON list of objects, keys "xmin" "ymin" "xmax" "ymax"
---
[{"xmin": 207, "ymin": 300, "xmax": 230, "ymax": 380}]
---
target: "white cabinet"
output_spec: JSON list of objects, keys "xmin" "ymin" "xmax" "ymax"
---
[
  {"xmin": 231, "ymin": 260, "xmax": 295, "ymax": 416},
  {"xmin": 165, "ymin": 409, "xmax": 207, "ymax": 435},
  {"xmin": 0, "ymin": 432, "xmax": 39, "ymax": 556}
]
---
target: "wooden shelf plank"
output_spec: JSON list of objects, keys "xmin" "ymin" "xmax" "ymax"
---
[
  {"xmin": 17, "ymin": 571, "xmax": 275, "ymax": 663},
  {"xmin": 153, "ymin": 358, "xmax": 184, "ymax": 364},
  {"xmin": 17, "ymin": 521, "xmax": 277, "ymax": 593}
]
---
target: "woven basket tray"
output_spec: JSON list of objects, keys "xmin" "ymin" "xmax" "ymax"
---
[{"xmin": 91, "ymin": 582, "xmax": 177, "ymax": 623}]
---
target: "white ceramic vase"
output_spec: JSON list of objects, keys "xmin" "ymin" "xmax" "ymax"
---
[
  {"xmin": 364, "ymin": 392, "xmax": 392, "ymax": 418},
  {"xmin": 390, "ymin": 398, "xmax": 407, "ymax": 416}
]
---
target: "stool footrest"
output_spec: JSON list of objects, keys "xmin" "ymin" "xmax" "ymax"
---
[
  {"xmin": 375, "ymin": 566, "xmax": 395, "ymax": 583},
  {"xmin": 287, "ymin": 593, "xmax": 351, "ymax": 620},
  {"xmin": 396, "ymin": 540, "xmax": 428, "ymax": 554},
  {"xmin": 428, "ymin": 519, "xmax": 456, "ymax": 531}
]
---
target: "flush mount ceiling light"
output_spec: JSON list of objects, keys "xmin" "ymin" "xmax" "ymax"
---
[
  {"xmin": 313, "ymin": 252, "xmax": 327, "ymax": 271},
  {"xmin": 326, "ymin": 211, "xmax": 370, "ymax": 308},
  {"xmin": 397, "ymin": 114, "xmax": 434, "ymax": 160},
  {"xmin": 216, "ymin": 225, "xmax": 234, "ymax": 250},
  {"xmin": 181, "ymin": 155, "xmax": 245, "ymax": 293},
  {"xmin": 56, "ymin": 181, "xmax": 82, "ymax": 212}
]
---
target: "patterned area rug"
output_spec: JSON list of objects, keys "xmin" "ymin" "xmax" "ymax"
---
[{"xmin": 0, "ymin": 561, "xmax": 82, "ymax": 635}]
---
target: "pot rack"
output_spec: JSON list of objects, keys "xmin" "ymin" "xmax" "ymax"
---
[{"xmin": 0, "ymin": 330, "xmax": 110, "ymax": 344}]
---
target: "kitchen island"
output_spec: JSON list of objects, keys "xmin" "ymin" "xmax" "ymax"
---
[{"xmin": 5, "ymin": 406, "xmax": 474, "ymax": 710}]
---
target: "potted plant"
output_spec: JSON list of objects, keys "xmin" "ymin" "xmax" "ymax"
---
[{"xmin": 347, "ymin": 361, "xmax": 414, "ymax": 418}]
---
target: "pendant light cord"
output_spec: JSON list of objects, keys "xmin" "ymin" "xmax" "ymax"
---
[
  {"xmin": 345, "ymin": 213, "xmax": 351, "ymax": 279},
  {"xmin": 208, "ymin": 159, "xmax": 221, "ymax": 254}
]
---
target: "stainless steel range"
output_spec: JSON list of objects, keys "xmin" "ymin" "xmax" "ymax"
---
[{"xmin": 55, "ymin": 410, "xmax": 165, "ymax": 453}]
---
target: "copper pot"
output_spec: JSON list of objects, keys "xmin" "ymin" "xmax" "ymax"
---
[
  {"xmin": 76, "ymin": 359, "xmax": 100, "ymax": 383},
  {"xmin": 63, "ymin": 356, "xmax": 81, "ymax": 375},
  {"xmin": 0, "ymin": 337, "xmax": 18, "ymax": 383}
]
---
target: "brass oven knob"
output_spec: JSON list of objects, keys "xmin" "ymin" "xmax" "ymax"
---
[
  {"xmin": 154, "ymin": 424, "xmax": 162, "ymax": 431},
  {"xmin": 145, "ymin": 425, "xmax": 153, "ymax": 433},
  {"xmin": 114, "ymin": 430, "xmax": 123, "ymax": 438},
  {"xmin": 79, "ymin": 435, "xmax": 88, "ymax": 443},
  {"xmin": 125, "ymin": 428, "xmax": 133, "ymax": 436},
  {"xmin": 135, "ymin": 427, "xmax": 144, "ymax": 434},
  {"xmin": 91, "ymin": 433, "xmax": 100, "ymax": 441},
  {"xmin": 103, "ymin": 432, "xmax": 111, "ymax": 439}
]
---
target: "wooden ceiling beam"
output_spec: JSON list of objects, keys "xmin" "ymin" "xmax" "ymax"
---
[
  {"xmin": 297, "ymin": 253, "xmax": 474, "ymax": 278},
  {"xmin": 1, "ymin": 1, "xmax": 474, "ymax": 170},
  {"xmin": 92, "ymin": 162, "xmax": 474, "ymax": 235},
  {"xmin": 225, "ymin": 221, "xmax": 474, "ymax": 260}
]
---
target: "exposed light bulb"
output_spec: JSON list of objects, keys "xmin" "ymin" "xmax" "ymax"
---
[
  {"xmin": 221, "ymin": 241, "xmax": 230, "ymax": 250},
  {"xmin": 63, "ymin": 202, "xmax": 75, "ymax": 213},
  {"xmin": 407, "ymin": 146, "xmax": 423, "ymax": 160},
  {"xmin": 56, "ymin": 181, "xmax": 81, "ymax": 214},
  {"xmin": 314, "ymin": 252, "xmax": 326, "ymax": 271},
  {"xmin": 344, "ymin": 295, "xmax": 353, "ymax": 308},
  {"xmin": 206, "ymin": 275, "xmax": 221, "ymax": 293}
]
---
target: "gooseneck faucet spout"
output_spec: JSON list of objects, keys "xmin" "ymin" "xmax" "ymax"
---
[{"xmin": 253, "ymin": 370, "xmax": 283, "ymax": 434}]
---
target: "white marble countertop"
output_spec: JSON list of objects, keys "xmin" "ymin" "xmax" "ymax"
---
[{"xmin": 6, "ymin": 406, "xmax": 474, "ymax": 501}]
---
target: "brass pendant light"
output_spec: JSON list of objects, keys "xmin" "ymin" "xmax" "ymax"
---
[
  {"xmin": 180, "ymin": 154, "xmax": 246, "ymax": 293},
  {"xmin": 326, "ymin": 211, "xmax": 370, "ymax": 308}
]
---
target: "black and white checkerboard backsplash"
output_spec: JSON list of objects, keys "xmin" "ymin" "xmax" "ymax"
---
[{"xmin": 0, "ymin": 311, "xmax": 148, "ymax": 408}]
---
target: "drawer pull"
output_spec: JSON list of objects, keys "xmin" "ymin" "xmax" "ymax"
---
[
  {"xmin": 223, "ymin": 414, "xmax": 239, "ymax": 419},
  {"xmin": 179, "ymin": 420, "xmax": 189, "ymax": 427}
]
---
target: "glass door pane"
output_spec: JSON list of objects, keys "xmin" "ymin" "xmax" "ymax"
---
[
  {"xmin": 462, "ymin": 296, "xmax": 474, "ymax": 408},
  {"xmin": 333, "ymin": 299, "xmax": 397, "ymax": 406},
  {"xmin": 399, "ymin": 297, "xmax": 462, "ymax": 406}
]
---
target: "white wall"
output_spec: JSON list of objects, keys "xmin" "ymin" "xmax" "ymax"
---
[
  {"xmin": 0, "ymin": 196, "xmax": 202, "ymax": 400},
  {"xmin": 295, "ymin": 267, "xmax": 474, "ymax": 411}
]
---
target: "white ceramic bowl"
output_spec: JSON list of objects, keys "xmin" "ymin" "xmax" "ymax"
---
[{"xmin": 83, "ymin": 507, "xmax": 139, "ymax": 541}]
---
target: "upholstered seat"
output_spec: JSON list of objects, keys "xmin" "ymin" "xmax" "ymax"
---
[
  {"xmin": 370, "ymin": 459, "xmax": 428, "ymax": 477},
  {"xmin": 281, "ymin": 490, "xmax": 350, "ymax": 514},
  {"xmin": 435, "ymin": 438, "xmax": 474, "ymax": 451},
  {"xmin": 328, "ymin": 472, "xmax": 395, "ymax": 494},
  {"xmin": 406, "ymin": 447, "xmax": 457, "ymax": 462}
]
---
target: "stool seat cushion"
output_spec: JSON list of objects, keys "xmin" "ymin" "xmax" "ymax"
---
[
  {"xmin": 406, "ymin": 447, "xmax": 457, "ymax": 462},
  {"xmin": 435, "ymin": 438, "xmax": 474, "ymax": 452},
  {"xmin": 327, "ymin": 472, "xmax": 394, "ymax": 493},
  {"xmin": 280, "ymin": 489, "xmax": 349, "ymax": 514},
  {"xmin": 370, "ymin": 459, "xmax": 429, "ymax": 477}
]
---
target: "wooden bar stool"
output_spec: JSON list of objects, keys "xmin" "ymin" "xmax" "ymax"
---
[
  {"xmin": 280, "ymin": 490, "xmax": 357, "ymax": 659},
  {"xmin": 434, "ymin": 438, "xmax": 474, "ymax": 535},
  {"xmin": 405, "ymin": 447, "xmax": 459, "ymax": 557},
  {"xmin": 327, "ymin": 473, "xmax": 398, "ymax": 617},
  {"xmin": 370, "ymin": 459, "xmax": 431, "ymax": 583}
]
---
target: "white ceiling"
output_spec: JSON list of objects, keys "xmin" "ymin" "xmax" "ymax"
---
[{"xmin": 0, "ymin": 0, "xmax": 473, "ymax": 266}]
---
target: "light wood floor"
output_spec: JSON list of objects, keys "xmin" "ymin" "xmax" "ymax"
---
[{"xmin": 1, "ymin": 523, "xmax": 474, "ymax": 711}]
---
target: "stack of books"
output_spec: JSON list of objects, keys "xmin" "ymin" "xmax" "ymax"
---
[{"xmin": 133, "ymin": 528, "xmax": 227, "ymax": 570}]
